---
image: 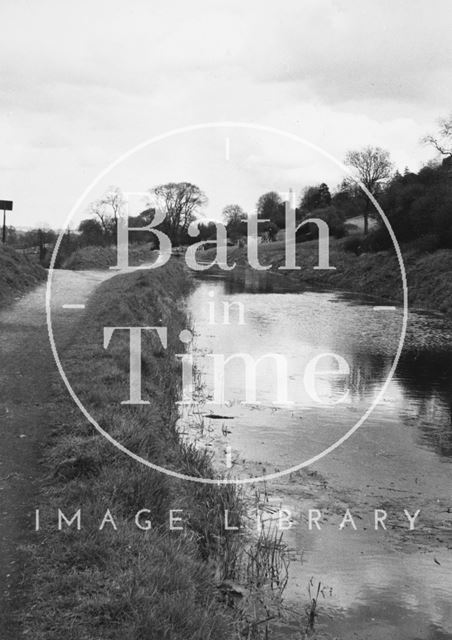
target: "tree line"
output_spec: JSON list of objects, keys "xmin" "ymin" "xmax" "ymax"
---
[
  {"xmin": 6, "ymin": 112, "xmax": 450, "ymax": 260},
  {"xmin": 224, "ymin": 114, "xmax": 452, "ymax": 253}
]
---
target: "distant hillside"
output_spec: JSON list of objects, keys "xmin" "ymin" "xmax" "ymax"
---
[{"xmin": 0, "ymin": 245, "xmax": 46, "ymax": 304}]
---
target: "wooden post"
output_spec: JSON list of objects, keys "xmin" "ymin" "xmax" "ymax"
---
[{"xmin": 0, "ymin": 200, "xmax": 13, "ymax": 244}]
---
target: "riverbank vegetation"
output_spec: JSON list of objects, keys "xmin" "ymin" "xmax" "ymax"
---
[
  {"xmin": 25, "ymin": 261, "xmax": 242, "ymax": 639},
  {"xmin": 208, "ymin": 236, "xmax": 452, "ymax": 316},
  {"xmin": 25, "ymin": 260, "xmax": 294, "ymax": 639}
]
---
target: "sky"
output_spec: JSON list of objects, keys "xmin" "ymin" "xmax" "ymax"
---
[{"xmin": 1, "ymin": 0, "xmax": 452, "ymax": 229}]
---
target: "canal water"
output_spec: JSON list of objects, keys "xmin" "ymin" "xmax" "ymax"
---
[{"xmin": 184, "ymin": 271, "xmax": 452, "ymax": 639}]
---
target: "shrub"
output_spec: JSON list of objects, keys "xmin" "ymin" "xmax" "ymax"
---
[
  {"xmin": 296, "ymin": 206, "xmax": 346, "ymax": 242},
  {"xmin": 409, "ymin": 233, "xmax": 442, "ymax": 254},
  {"xmin": 343, "ymin": 227, "xmax": 395, "ymax": 254},
  {"xmin": 360, "ymin": 226, "xmax": 392, "ymax": 252},
  {"xmin": 343, "ymin": 234, "xmax": 364, "ymax": 255},
  {"xmin": 0, "ymin": 245, "xmax": 46, "ymax": 304}
]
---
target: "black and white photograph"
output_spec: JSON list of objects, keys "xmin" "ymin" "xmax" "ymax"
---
[{"xmin": 1, "ymin": 1, "xmax": 451, "ymax": 638}]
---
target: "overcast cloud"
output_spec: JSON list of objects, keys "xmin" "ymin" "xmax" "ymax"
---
[{"xmin": 1, "ymin": 0, "xmax": 451, "ymax": 227}]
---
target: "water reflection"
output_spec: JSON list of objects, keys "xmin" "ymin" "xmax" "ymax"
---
[
  {"xmin": 188, "ymin": 270, "xmax": 452, "ymax": 639},
  {"xmin": 397, "ymin": 350, "xmax": 452, "ymax": 458},
  {"xmin": 193, "ymin": 270, "xmax": 452, "ymax": 461},
  {"xmin": 341, "ymin": 346, "xmax": 452, "ymax": 459}
]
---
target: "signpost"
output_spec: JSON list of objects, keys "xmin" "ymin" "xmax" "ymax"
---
[{"xmin": 0, "ymin": 200, "xmax": 13, "ymax": 243}]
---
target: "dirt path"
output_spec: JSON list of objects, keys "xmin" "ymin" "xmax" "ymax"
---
[{"xmin": 0, "ymin": 269, "xmax": 115, "ymax": 637}]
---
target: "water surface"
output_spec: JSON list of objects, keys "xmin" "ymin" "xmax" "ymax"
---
[{"xmin": 185, "ymin": 271, "xmax": 452, "ymax": 639}]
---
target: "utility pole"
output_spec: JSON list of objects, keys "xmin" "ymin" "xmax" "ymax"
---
[{"xmin": 0, "ymin": 200, "xmax": 13, "ymax": 244}]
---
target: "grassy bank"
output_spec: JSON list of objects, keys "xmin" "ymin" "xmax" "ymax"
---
[
  {"xmin": 62, "ymin": 243, "xmax": 155, "ymax": 270},
  {"xmin": 208, "ymin": 239, "xmax": 452, "ymax": 316},
  {"xmin": 25, "ymin": 260, "xmax": 242, "ymax": 639},
  {"xmin": 0, "ymin": 245, "xmax": 46, "ymax": 304}
]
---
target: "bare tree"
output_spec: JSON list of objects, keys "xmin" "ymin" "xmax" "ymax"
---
[
  {"xmin": 222, "ymin": 204, "xmax": 246, "ymax": 226},
  {"xmin": 89, "ymin": 186, "xmax": 125, "ymax": 242},
  {"xmin": 148, "ymin": 182, "xmax": 207, "ymax": 243},
  {"xmin": 345, "ymin": 146, "xmax": 392, "ymax": 234},
  {"xmin": 423, "ymin": 114, "xmax": 452, "ymax": 157}
]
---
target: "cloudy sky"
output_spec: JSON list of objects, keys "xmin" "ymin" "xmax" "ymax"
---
[{"xmin": 2, "ymin": 0, "xmax": 452, "ymax": 228}]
